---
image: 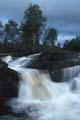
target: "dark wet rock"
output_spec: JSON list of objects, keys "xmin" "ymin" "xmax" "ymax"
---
[
  {"xmin": 39, "ymin": 51, "xmax": 78, "ymax": 61},
  {"xmin": 49, "ymin": 70, "xmax": 63, "ymax": 82},
  {"xmin": 0, "ymin": 104, "xmax": 12, "ymax": 116},
  {"xmin": 0, "ymin": 61, "xmax": 8, "ymax": 69},
  {"xmin": 27, "ymin": 51, "xmax": 80, "ymax": 70},
  {"xmin": 0, "ymin": 60, "xmax": 19, "ymax": 115},
  {"xmin": 27, "ymin": 52, "xmax": 80, "ymax": 82}
]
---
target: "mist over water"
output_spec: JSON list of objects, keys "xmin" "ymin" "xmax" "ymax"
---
[{"xmin": 2, "ymin": 54, "xmax": 80, "ymax": 120}]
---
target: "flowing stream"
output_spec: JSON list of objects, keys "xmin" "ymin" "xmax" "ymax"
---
[{"xmin": 1, "ymin": 54, "xmax": 80, "ymax": 120}]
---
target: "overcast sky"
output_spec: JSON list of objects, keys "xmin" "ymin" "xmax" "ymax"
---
[{"xmin": 0, "ymin": 0, "xmax": 80, "ymax": 44}]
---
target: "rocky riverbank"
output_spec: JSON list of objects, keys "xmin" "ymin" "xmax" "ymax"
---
[
  {"xmin": 0, "ymin": 51, "xmax": 80, "ymax": 115},
  {"xmin": 27, "ymin": 51, "xmax": 80, "ymax": 70},
  {"xmin": 0, "ymin": 61, "xmax": 19, "ymax": 115}
]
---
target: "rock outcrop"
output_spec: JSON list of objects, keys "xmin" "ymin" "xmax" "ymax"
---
[
  {"xmin": 0, "ymin": 60, "xmax": 19, "ymax": 115},
  {"xmin": 27, "ymin": 52, "xmax": 80, "ymax": 82}
]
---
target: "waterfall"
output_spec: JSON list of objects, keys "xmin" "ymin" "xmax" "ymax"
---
[
  {"xmin": 62, "ymin": 65, "xmax": 80, "ymax": 81},
  {"xmin": 7, "ymin": 54, "xmax": 68, "ymax": 102},
  {"xmin": 2, "ymin": 54, "xmax": 80, "ymax": 120},
  {"xmin": 2, "ymin": 55, "xmax": 12, "ymax": 63}
]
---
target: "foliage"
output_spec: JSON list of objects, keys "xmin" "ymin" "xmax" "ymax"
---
[
  {"xmin": 63, "ymin": 40, "xmax": 70, "ymax": 49},
  {"xmin": 0, "ymin": 21, "xmax": 4, "ymax": 39},
  {"xmin": 4, "ymin": 19, "xmax": 19, "ymax": 44},
  {"xmin": 21, "ymin": 4, "xmax": 47, "ymax": 51},
  {"xmin": 57, "ymin": 42, "xmax": 61, "ymax": 48},
  {"xmin": 63, "ymin": 36, "xmax": 80, "ymax": 51},
  {"xmin": 0, "ymin": 4, "xmax": 60, "ymax": 54},
  {"xmin": 43, "ymin": 27, "xmax": 58, "ymax": 49}
]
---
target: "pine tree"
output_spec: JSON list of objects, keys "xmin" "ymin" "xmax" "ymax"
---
[{"xmin": 21, "ymin": 4, "xmax": 47, "ymax": 51}]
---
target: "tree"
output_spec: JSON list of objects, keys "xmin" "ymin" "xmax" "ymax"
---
[
  {"xmin": 63, "ymin": 40, "xmax": 70, "ymax": 49},
  {"xmin": 0, "ymin": 21, "xmax": 4, "ymax": 39},
  {"xmin": 21, "ymin": 4, "xmax": 47, "ymax": 51},
  {"xmin": 43, "ymin": 27, "xmax": 58, "ymax": 49},
  {"xmin": 63, "ymin": 36, "xmax": 80, "ymax": 51},
  {"xmin": 57, "ymin": 42, "xmax": 61, "ymax": 48},
  {"xmin": 4, "ymin": 19, "xmax": 19, "ymax": 45}
]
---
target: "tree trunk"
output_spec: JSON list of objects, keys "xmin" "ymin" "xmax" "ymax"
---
[{"xmin": 32, "ymin": 34, "xmax": 36, "ymax": 51}]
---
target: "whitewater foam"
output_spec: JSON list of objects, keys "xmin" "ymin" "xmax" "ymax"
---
[{"xmin": 3, "ymin": 54, "xmax": 80, "ymax": 120}]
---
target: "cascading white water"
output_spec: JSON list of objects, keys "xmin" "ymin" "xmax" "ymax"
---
[
  {"xmin": 62, "ymin": 65, "xmax": 80, "ymax": 81},
  {"xmin": 3, "ymin": 54, "xmax": 80, "ymax": 120},
  {"xmin": 2, "ymin": 55, "xmax": 12, "ymax": 63}
]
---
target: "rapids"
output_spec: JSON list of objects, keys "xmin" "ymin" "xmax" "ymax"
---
[{"xmin": 2, "ymin": 54, "xmax": 80, "ymax": 120}]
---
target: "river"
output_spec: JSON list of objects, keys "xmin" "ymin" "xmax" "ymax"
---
[{"xmin": 1, "ymin": 54, "xmax": 80, "ymax": 120}]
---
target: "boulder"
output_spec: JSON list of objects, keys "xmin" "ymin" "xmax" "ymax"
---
[
  {"xmin": 0, "ymin": 60, "xmax": 19, "ymax": 115},
  {"xmin": 27, "ymin": 52, "xmax": 80, "ymax": 82},
  {"xmin": 27, "ymin": 52, "xmax": 78, "ymax": 69}
]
